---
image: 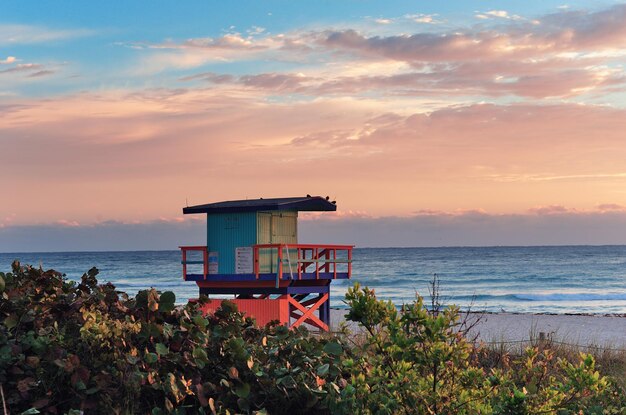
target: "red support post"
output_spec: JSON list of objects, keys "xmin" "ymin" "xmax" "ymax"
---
[
  {"xmin": 278, "ymin": 245, "xmax": 283, "ymax": 280},
  {"xmin": 182, "ymin": 248, "xmax": 187, "ymax": 280},
  {"xmin": 203, "ymin": 249, "xmax": 208, "ymax": 279},
  {"xmin": 254, "ymin": 246, "xmax": 259, "ymax": 279},
  {"xmin": 324, "ymin": 249, "xmax": 330, "ymax": 272},
  {"xmin": 297, "ymin": 247, "xmax": 302, "ymax": 280},
  {"xmin": 315, "ymin": 247, "xmax": 319, "ymax": 279},
  {"xmin": 348, "ymin": 248, "xmax": 352, "ymax": 277}
]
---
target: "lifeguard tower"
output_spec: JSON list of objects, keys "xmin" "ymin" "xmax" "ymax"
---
[{"xmin": 180, "ymin": 196, "xmax": 353, "ymax": 331}]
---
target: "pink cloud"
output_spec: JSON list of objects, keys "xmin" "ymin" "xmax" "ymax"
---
[
  {"xmin": 27, "ymin": 70, "xmax": 54, "ymax": 78},
  {"xmin": 9, "ymin": 209, "xmax": 626, "ymax": 251},
  {"xmin": 3, "ymin": 4, "xmax": 626, "ymax": 240},
  {"xmin": 3, "ymin": 86, "xmax": 626, "ymax": 222},
  {"xmin": 0, "ymin": 63, "xmax": 44, "ymax": 75},
  {"xmin": 132, "ymin": 33, "xmax": 267, "ymax": 52},
  {"xmin": 56, "ymin": 219, "xmax": 81, "ymax": 227},
  {"xmin": 300, "ymin": 210, "xmax": 373, "ymax": 221},
  {"xmin": 321, "ymin": 5, "xmax": 626, "ymax": 62},
  {"xmin": 528, "ymin": 205, "xmax": 574, "ymax": 215},
  {"xmin": 133, "ymin": 4, "xmax": 626, "ymax": 99},
  {"xmin": 597, "ymin": 204, "xmax": 626, "ymax": 212},
  {"xmin": 178, "ymin": 64, "xmax": 623, "ymax": 99},
  {"xmin": 0, "ymin": 24, "xmax": 93, "ymax": 45}
]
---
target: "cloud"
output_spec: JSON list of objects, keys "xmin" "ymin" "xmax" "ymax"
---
[
  {"xmin": 528, "ymin": 205, "xmax": 574, "ymax": 215},
  {"xmin": 181, "ymin": 71, "xmax": 314, "ymax": 93},
  {"xmin": 374, "ymin": 18, "xmax": 392, "ymax": 25},
  {"xmin": 0, "ymin": 63, "xmax": 56, "ymax": 80},
  {"xmin": 3, "ymin": 82, "xmax": 626, "ymax": 223},
  {"xmin": 127, "ymin": 32, "xmax": 287, "ymax": 73},
  {"xmin": 0, "ymin": 63, "xmax": 44, "ymax": 75},
  {"xmin": 178, "ymin": 62, "xmax": 624, "ymax": 99},
  {"xmin": 321, "ymin": 4, "xmax": 626, "ymax": 62},
  {"xmin": 27, "ymin": 70, "xmax": 55, "ymax": 78},
  {"xmin": 370, "ymin": 14, "xmax": 443, "ymax": 26},
  {"xmin": 6, "ymin": 208, "xmax": 626, "ymax": 252},
  {"xmin": 0, "ymin": 219, "xmax": 205, "ymax": 252},
  {"xmin": 597, "ymin": 204, "xmax": 626, "ymax": 212},
  {"xmin": 0, "ymin": 56, "xmax": 16, "ymax": 64},
  {"xmin": 487, "ymin": 172, "xmax": 626, "ymax": 183},
  {"xmin": 247, "ymin": 26, "xmax": 266, "ymax": 36},
  {"xmin": 405, "ymin": 14, "xmax": 442, "ymax": 24},
  {"xmin": 0, "ymin": 24, "xmax": 92, "ymax": 45},
  {"xmin": 302, "ymin": 208, "xmax": 626, "ymax": 247},
  {"xmin": 300, "ymin": 210, "xmax": 373, "ymax": 221},
  {"xmin": 303, "ymin": 5, "xmax": 626, "ymax": 98},
  {"xmin": 122, "ymin": 4, "xmax": 626, "ymax": 99},
  {"xmin": 178, "ymin": 33, "xmax": 265, "ymax": 50},
  {"xmin": 475, "ymin": 10, "xmax": 523, "ymax": 20},
  {"xmin": 56, "ymin": 219, "xmax": 81, "ymax": 227}
]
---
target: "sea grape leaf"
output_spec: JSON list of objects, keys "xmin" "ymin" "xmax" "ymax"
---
[
  {"xmin": 126, "ymin": 354, "xmax": 140, "ymax": 365},
  {"xmin": 316, "ymin": 363, "xmax": 329, "ymax": 376},
  {"xmin": 159, "ymin": 302, "xmax": 174, "ymax": 313},
  {"xmin": 192, "ymin": 315, "xmax": 208, "ymax": 330},
  {"xmin": 0, "ymin": 274, "xmax": 5, "ymax": 292},
  {"xmin": 136, "ymin": 290, "xmax": 148, "ymax": 308},
  {"xmin": 193, "ymin": 347, "xmax": 209, "ymax": 368},
  {"xmin": 163, "ymin": 323, "xmax": 174, "ymax": 338},
  {"xmin": 160, "ymin": 291, "xmax": 176, "ymax": 303},
  {"xmin": 85, "ymin": 387, "xmax": 100, "ymax": 395},
  {"xmin": 156, "ymin": 343, "xmax": 169, "ymax": 356},
  {"xmin": 323, "ymin": 342, "xmax": 343, "ymax": 356},
  {"xmin": 4, "ymin": 314, "xmax": 19, "ymax": 329},
  {"xmin": 277, "ymin": 375, "xmax": 297, "ymax": 388},
  {"xmin": 235, "ymin": 383, "xmax": 250, "ymax": 399}
]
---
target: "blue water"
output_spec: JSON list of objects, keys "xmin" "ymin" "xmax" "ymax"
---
[{"xmin": 2, "ymin": 246, "xmax": 626, "ymax": 314}]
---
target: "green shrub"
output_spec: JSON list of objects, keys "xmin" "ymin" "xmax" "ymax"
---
[
  {"xmin": 334, "ymin": 283, "xmax": 623, "ymax": 415},
  {"xmin": 0, "ymin": 261, "xmax": 346, "ymax": 414},
  {"xmin": 1, "ymin": 263, "xmax": 624, "ymax": 414}
]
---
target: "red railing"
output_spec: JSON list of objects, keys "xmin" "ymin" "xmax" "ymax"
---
[
  {"xmin": 253, "ymin": 244, "xmax": 353, "ymax": 280},
  {"xmin": 179, "ymin": 245, "xmax": 208, "ymax": 280},
  {"xmin": 180, "ymin": 244, "xmax": 353, "ymax": 280}
]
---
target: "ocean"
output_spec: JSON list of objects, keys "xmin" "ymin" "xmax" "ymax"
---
[{"xmin": 2, "ymin": 246, "xmax": 626, "ymax": 314}]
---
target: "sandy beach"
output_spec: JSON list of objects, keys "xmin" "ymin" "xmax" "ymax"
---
[{"xmin": 330, "ymin": 309, "xmax": 626, "ymax": 348}]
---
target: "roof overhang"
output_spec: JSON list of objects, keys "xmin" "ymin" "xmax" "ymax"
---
[{"xmin": 183, "ymin": 196, "xmax": 337, "ymax": 215}]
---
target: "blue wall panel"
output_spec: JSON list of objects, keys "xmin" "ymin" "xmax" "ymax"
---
[{"xmin": 207, "ymin": 212, "xmax": 257, "ymax": 274}]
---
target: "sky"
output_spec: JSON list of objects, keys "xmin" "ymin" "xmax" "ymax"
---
[{"xmin": 3, "ymin": 0, "xmax": 626, "ymax": 251}]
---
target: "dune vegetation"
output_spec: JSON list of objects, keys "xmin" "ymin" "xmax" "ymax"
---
[{"xmin": 1, "ymin": 261, "xmax": 625, "ymax": 414}]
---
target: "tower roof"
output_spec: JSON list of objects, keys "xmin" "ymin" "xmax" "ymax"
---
[{"xmin": 183, "ymin": 196, "xmax": 337, "ymax": 214}]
